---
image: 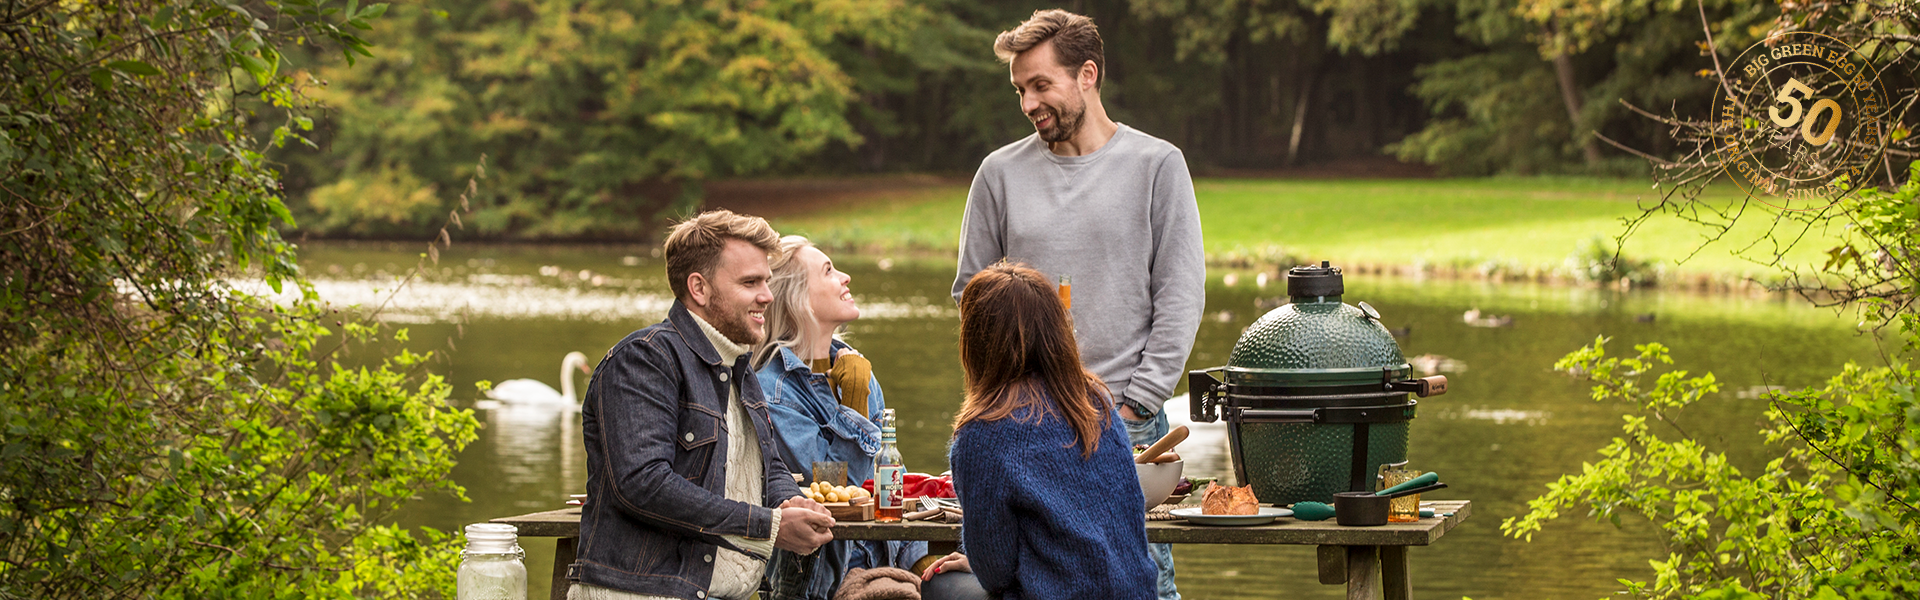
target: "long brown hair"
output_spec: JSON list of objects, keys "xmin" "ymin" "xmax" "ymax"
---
[{"xmin": 953, "ymin": 262, "xmax": 1111, "ymax": 457}]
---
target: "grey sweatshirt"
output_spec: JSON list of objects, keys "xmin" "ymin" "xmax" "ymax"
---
[{"xmin": 951, "ymin": 124, "xmax": 1206, "ymax": 415}]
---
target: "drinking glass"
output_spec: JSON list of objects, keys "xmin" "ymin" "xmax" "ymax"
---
[{"xmin": 1383, "ymin": 468, "xmax": 1423, "ymax": 523}]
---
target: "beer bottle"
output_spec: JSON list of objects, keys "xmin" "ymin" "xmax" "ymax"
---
[{"xmin": 874, "ymin": 409, "xmax": 904, "ymax": 523}]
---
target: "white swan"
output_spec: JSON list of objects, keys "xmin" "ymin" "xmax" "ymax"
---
[{"xmin": 487, "ymin": 351, "xmax": 592, "ymax": 406}]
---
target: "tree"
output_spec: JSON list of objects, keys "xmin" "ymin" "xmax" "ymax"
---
[
  {"xmin": 284, "ymin": 0, "xmax": 944, "ymax": 240},
  {"xmin": 1126, "ymin": 0, "xmax": 1429, "ymax": 167},
  {"xmin": 0, "ymin": 0, "xmax": 477, "ymax": 596},
  {"xmin": 1392, "ymin": 0, "xmax": 1773, "ymax": 175}
]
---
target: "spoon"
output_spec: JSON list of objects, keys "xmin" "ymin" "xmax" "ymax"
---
[{"xmin": 1134, "ymin": 425, "xmax": 1189, "ymax": 464}]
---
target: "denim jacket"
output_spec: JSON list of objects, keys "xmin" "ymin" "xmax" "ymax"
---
[
  {"xmin": 756, "ymin": 342, "xmax": 924, "ymax": 599},
  {"xmin": 572, "ymin": 300, "xmax": 806, "ymax": 600}
]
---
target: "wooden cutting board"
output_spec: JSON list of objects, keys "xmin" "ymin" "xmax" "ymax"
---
[{"xmin": 825, "ymin": 498, "xmax": 875, "ymax": 521}]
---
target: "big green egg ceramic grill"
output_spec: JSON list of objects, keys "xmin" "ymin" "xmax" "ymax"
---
[{"xmin": 1189, "ymin": 262, "xmax": 1449, "ymax": 506}]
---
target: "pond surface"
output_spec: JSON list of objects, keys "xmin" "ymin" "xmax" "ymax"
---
[{"xmin": 301, "ymin": 241, "xmax": 1887, "ymax": 600}]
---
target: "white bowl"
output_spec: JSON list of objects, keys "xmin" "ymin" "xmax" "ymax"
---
[{"xmin": 1135, "ymin": 460, "xmax": 1184, "ymax": 508}]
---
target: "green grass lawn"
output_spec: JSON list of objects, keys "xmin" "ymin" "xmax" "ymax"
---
[{"xmin": 768, "ymin": 177, "xmax": 1846, "ymax": 280}]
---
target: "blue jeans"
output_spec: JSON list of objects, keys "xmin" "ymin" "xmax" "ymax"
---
[{"xmin": 1123, "ymin": 409, "xmax": 1181, "ymax": 600}]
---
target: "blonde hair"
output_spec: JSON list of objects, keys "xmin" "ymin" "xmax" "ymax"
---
[
  {"xmin": 662, "ymin": 210, "xmax": 779, "ymax": 300},
  {"xmin": 752, "ymin": 236, "xmax": 839, "ymax": 369},
  {"xmin": 993, "ymin": 9, "xmax": 1105, "ymax": 89}
]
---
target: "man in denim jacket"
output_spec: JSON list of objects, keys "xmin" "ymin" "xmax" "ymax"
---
[{"xmin": 571, "ymin": 211, "xmax": 837, "ymax": 600}]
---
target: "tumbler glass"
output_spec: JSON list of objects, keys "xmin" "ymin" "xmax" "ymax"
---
[{"xmin": 1383, "ymin": 468, "xmax": 1423, "ymax": 523}]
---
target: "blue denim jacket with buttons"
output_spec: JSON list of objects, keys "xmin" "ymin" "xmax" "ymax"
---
[
  {"xmin": 571, "ymin": 300, "xmax": 806, "ymax": 600},
  {"xmin": 756, "ymin": 342, "xmax": 925, "ymax": 599}
]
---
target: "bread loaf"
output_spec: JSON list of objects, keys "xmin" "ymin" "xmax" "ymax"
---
[{"xmin": 1200, "ymin": 482, "xmax": 1259, "ymax": 515}]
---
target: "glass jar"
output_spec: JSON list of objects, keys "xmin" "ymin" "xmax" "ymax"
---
[{"xmin": 457, "ymin": 523, "xmax": 527, "ymax": 600}]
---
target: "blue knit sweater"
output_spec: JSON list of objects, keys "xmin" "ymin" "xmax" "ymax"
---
[{"xmin": 949, "ymin": 396, "xmax": 1156, "ymax": 600}]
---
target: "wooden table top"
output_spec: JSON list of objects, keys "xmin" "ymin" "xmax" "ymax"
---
[{"xmin": 494, "ymin": 500, "xmax": 1470, "ymax": 547}]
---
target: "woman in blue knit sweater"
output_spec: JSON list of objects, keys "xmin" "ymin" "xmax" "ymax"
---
[{"xmin": 923, "ymin": 263, "xmax": 1157, "ymax": 600}]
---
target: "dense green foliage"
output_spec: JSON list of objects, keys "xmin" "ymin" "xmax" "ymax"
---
[
  {"xmin": 283, "ymin": 0, "xmax": 980, "ymax": 238},
  {"xmin": 1515, "ymin": 338, "xmax": 1918, "ymax": 598},
  {"xmin": 0, "ymin": 0, "xmax": 477, "ymax": 596},
  {"xmin": 1389, "ymin": 0, "xmax": 1771, "ymax": 175},
  {"xmin": 280, "ymin": 0, "xmax": 1805, "ymax": 238}
]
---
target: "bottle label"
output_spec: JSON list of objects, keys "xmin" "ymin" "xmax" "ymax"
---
[{"xmin": 875, "ymin": 465, "xmax": 905, "ymax": 509}]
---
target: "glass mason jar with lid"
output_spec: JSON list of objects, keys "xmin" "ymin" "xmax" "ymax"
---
[{"xmin": 457, "ymin": 523, "xmax": 527, "ymax": 600}]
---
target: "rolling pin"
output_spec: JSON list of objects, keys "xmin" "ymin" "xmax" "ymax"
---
[{"xmin": 1134, "ymin": 425, "xmax": 1189, "ymax": 464}]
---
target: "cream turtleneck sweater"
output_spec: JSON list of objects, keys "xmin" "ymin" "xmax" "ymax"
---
[{"xmin": 570, "ymin": 311, "xmax": 786, "ymax": 600}]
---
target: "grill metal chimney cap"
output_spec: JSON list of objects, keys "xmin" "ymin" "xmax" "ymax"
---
[{"xmin": 1287, "ymin": 261, "xmax": 1344, "ymax": 298}]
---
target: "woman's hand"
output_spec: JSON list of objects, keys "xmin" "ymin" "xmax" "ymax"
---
[{"xmin": 921, "ymin": 552, "xmax": 970, "ymax": 580}]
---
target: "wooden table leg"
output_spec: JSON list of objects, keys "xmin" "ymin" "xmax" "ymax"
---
[
  {"xmin": 1316, "ymin": 545, "xmax": 1347, "ymax": 585},
  {"xmin": 552, "ymin": 537, "xmax": 577, "ymax": 600},
  {"xmin": 1381, "ymin": 546, "xmax": 1410, "ymax": 600},
  {"xmin": 1345, "ymin": 545, "xmax": 1379, "ymax": 600}
]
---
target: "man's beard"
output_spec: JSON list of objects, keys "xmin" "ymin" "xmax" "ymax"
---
[
  {"xmin": 708, "ymin": 297, "xmax": 764, "ymax": 347},
  {"xmin": 1035, "ymin": 101, "xmax": 1085, "ymax": 143}
]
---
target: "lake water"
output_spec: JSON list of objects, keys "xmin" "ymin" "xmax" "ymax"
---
[{"xmin": 300, "ymin": 241, "xmax": 1886, "ymax": 600}]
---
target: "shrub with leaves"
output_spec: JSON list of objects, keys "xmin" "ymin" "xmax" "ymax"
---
[
  {"xmin": 1508, "ymin": 338, "xmax": 1918, "ymax": 598},
  {"xmin": 0, "ymin": 0, "xmax": 477, "ymax": 597}
]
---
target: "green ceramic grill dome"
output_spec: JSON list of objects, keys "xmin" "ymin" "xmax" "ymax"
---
[
  {"xmin": 1190, "ymin": 262, "xmax": 1444, "ymax": 507},
  {"xmin": 1227, "ymin": 298, "xmax": 1407, "ymax": 373}
]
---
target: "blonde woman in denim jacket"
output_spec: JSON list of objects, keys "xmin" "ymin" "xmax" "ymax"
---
[{"xmin": 752, "ymin": 236, "xmax": 925, "ymax": 599}]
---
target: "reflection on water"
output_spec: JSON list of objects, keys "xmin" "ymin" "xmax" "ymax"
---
[
  {"xmin": 248, "ymin": 276, "xmax": 954, "ymax": 323},
  {"xmin": 485, "ymin": 405, "xmax": 584, "ymax": 508},
  {"xmin": 301, "ymin": 242, "xmax": 1888, "ymax": 600},
  {"xmin": 1164, "ymin": 395, "xmax": 1235, "ymax": 479}
]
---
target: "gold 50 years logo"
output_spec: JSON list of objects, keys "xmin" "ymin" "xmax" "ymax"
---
[{"xmin": 1715, "ymin": 32, "xmax": 1890, "ymax": 209}]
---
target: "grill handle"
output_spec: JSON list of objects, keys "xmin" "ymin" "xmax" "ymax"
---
[
  {"xmin": 1233, "ymin": 408, "xmax": 1320, "ymax": 423},
  {"xmin": 1389, "ymin": 375, "xmax": 1448, "ymax": 397},
  {"xmin": 1187, "ymin": 368, "xmax": 1226, "ymax": 423}
]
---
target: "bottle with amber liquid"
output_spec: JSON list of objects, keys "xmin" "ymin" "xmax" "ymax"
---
[{"xmin": 874, "ymin": 408, "xmax": 904, "ymax": 523}]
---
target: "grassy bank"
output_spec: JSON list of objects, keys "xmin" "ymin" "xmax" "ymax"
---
[{"xmin": 767, "ymin": 177, "xmax": 1843, "ymax": 285}]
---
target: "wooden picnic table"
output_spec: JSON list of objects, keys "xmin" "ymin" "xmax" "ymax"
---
[{"xmin": 494, "ymin": 499, "xmax": 1470, "ymax": 600}]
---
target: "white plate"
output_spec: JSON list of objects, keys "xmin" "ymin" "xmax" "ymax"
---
[{"xmin": 1170, "ymin": 506, "xmax": 1293, "ymax": 526}]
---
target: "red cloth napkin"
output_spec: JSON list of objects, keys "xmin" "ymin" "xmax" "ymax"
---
[{"xmin": 861, "ymin": 473, "xmax": 954, "ymax": 498}]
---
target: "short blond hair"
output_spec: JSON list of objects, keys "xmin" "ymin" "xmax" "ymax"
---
[
  {"xmin": 994, "ymin": 9, "xmax": 1105, "ymax": 89},
  {"xmin": 663, "ymin": 210, "xmax": 779, "ymax": 299}
]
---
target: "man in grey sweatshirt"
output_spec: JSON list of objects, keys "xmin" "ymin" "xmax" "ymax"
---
[{"xmin": 950, "ymin": 10, "xmax": 1204, "ymax": 599}]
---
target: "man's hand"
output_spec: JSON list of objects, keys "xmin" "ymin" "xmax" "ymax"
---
[
  {"xmin": 779, "ymin": 495, "xmax": 829, "ymax": 515},
  {"xmin": 1118, "ymin": 402, "xmax": 1142, "ymax": 421},
  {"xmin": 774, "ymin": 506, "xmax": 835, "ymax": 553}
]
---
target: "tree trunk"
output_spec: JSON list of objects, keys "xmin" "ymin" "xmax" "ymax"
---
[
  {"xmin": 1287, "ymin": 64, "xmax": 1317, "ymax": 167},
  {"xmin": 1550, "ymin": 44, "xmax": 1602, "ymax": 166}
]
